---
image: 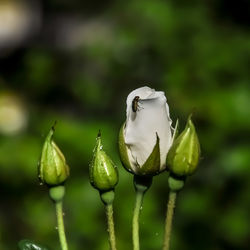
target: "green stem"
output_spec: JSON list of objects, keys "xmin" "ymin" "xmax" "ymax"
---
[
  {"xmin": 163, "ymin": 191, "xmax": 177, "ymax": 250},
  {"xmin": 132, "ymin": 175, "xmax": 152, "ymax": 250},
  {"xmin": 105, "ymin": 204, "xmax": 117, "ymax": 250},
  {"xmin": 55, "ymin": 201, "xmax": 68, "ymax": 250},
  {"xmin": 132, "ymin": 189, "xmax": 144, "ymax": 250}
]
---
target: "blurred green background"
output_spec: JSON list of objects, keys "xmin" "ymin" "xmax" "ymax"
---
[{"xmin": 0, "ymin": 0, "xmax": 250, "ymax": 249}]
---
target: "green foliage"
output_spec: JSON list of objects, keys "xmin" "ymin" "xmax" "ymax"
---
[{"xmin": 0, "ymin": 0, "xmax": 250, "ymax": 249}]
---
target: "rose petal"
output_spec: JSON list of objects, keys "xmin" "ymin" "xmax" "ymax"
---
[{"xmin": 124, "ymin": 86, "xmax": 172, "ymax": 172}]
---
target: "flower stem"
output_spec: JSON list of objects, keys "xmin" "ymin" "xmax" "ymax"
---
[
  {"xmin": 105, "ymin": 204, "xmax": 117, "ymax": 250},
  {"xmin": 163, "ymin": 191, "xmax": 177, "ymax": 250},
  {"xmin": 132, "ymin": 189, "xmax": 144, "ymax": 250},
  {"xmin": 55, "ymin": 201, "xmax": 68, "ymax": 250},
  {"xmin": 132, "ymin": 175, "xmax": 152, "ymax": 250}
]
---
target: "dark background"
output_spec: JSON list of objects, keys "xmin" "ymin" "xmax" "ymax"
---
[{"xmin": 0, "ymin": 0, "xmax": 250, "ymax": 249}]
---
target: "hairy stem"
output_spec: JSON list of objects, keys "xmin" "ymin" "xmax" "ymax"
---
[
  {"xmin": 163, "ymin": 191, "xmax": 177, "ymax": 250},
  {"xmin": 106, "ymin": 204, "xmax": 117, "ymax": 250},
  {"xmin": 55, "ymin": 201, "xmax": 68, "ymax": 250},
  {"xmin": 132, "ymin": 189, "xmax": 144, "ymax": 250}
]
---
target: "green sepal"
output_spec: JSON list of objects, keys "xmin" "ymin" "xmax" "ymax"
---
[
  {"xmin": 90, "ymin": 132, "xmax": 119, "ymax": 191},
  {"xmin": 138, "ymin": 133, "xmax": 161, "ymax": 176},
  {"xmin": 172, "ymin": 119, "xmax": 179, "ymax": 142},
  {"xmin": 118, "ymin": 123, "xmax": 134, "ymax": 173},
  {"xmin": 39, "ymin": 125, "xmax": 70, "ymax": 186},
  {"xmin": 166, "ymin": 115, "xmax": 200, "ymax": 177},
  {"xmin": 18, "ymin": 239, "xmax": 50, "ymax": 250}
]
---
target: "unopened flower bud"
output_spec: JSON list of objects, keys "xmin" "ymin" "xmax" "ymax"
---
[
  {"xmin": 39, "ymin": 125, "xmax": 70, "ymax": 186},
  {"xmin": 166, "ymin": 116, "xmax": 200, "ymax": 177},
  {"xmin": 90, "ymin": 132, "xmax": 118, "ymax": 191},
  {"xmin": 118, "ymin": 86, "xmax": 174, "ymax": 176}
]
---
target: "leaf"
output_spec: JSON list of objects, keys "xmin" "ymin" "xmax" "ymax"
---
[{"xmin": 18, "ymin": 239, "xmax": 50, "ymax": 250}]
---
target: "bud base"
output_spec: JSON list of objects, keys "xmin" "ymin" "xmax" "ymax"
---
[
  {"xmin": 100, "ymin": 190, "xmax": 115, "ymax": 205},
  {"xmin": 134, "ymin": 175, "xmax": 152, "ymax": 193},
  {"xmin": 49, "ymin": 185, "xmax": 65, "ymax": 202},
  {"xmin": 168, "ymin": 175, "xmax": 185, "ymax": 192}
]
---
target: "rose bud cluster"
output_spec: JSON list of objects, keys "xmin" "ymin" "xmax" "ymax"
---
[{"xmin": 118, "ymin": 86, "xmax": 200, "ymax": 186}]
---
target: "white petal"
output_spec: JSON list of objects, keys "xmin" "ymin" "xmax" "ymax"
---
[{"xmin": 124, "ymin": 86, "xmax": 172, "ymax": 172}]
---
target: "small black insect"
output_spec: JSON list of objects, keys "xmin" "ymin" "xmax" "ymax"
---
[{"xmin": 132, "ymin": 96, "xmax": 140, "ymax": 112}]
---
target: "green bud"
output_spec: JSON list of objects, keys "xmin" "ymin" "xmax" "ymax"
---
[
  {"xmin": 39, "ymin": 125, "xmax": 70, "ymax": 186},
  {"xmin": 89, "ymin": 132, "xmax": 118, "ymax": 191},
  {"xmin": 166, "ymin": 116, "xmax": 200, "ymax": 177}
]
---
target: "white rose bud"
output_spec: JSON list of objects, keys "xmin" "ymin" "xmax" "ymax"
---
[{"xmin": 119, "ymin": 86, "xmax": 174, "ymax": 176}]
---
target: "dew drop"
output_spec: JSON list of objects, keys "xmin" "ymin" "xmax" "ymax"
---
[{"xmin": 55, "ymin": 227, "xmax": 58, "ymax": 230}]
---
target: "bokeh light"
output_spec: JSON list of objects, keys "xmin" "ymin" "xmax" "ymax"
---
[{"xmin": 0, "ymin": 93, "xmax": 28, "ymax": 135}]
